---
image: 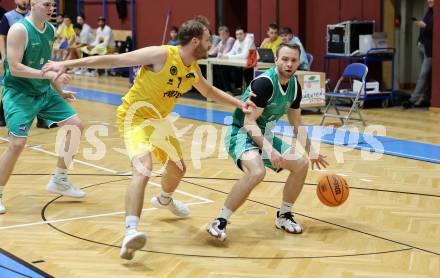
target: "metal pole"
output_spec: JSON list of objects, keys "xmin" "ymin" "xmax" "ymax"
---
[
  {"xmin": 131, "ymin": 0, "xmax": 136, "ymax": 49},
  {"xmin": 102, "ymin": 0, "xmax": 107, "ymax": 18},
  {"xmin": 77, "ymin": 0, "xmax": 81, "ymax": 16}
]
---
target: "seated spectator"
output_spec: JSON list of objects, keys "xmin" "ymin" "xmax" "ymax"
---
[
  {"xmin": 81, "ymin": 16, "xmax": 115, "ymax": 76},
  {"xmin": 167, "ymin": 26, "xmax": 179, "ymax": 46},
  {"xmin": 53, "ymin": 15, "xmax": 75, "ymax": 60},
  {"xmin": 76, "ymin": 14, "xmax": 93, "ymax": 45},
  {"xmin": 54, "ymin": 13, "xmax": 63, "ymax": 27},
  {"xmin": 208, "ymin": 26, "xmax": 235, "ymax": 57},
  {"xmin": 260, "ymin": 23, "xmax": 282, "ymax": 54},
  {"xmin": 280, "ymin": 27, "xmax": 309, "ymax": 70},
  {"xmin": 81, "ymin": 16, "xmax": 115, "ymax": 56},
  {"xmin": 217, "ymin": 27, "xmax": 255, "ymax": 95},
  {"xmin": 220, "ymin": 27, "xmax": 254, "ymax": 59}
]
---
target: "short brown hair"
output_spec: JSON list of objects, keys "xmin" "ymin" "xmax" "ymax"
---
[
  {"xmin": 276, "ymin": 42, "xmax": 301, "ymax": 58},
  {"xmin": 178, "ymin": 16, "xmax": 210, "ymax": 46}
]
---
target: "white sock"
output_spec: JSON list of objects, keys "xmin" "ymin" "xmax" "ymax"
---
[
  {"xmin": 54, "ymin": 167, "xmax": 68, "ymax": 178},
  {"xmin": 125, "ymin": 215, "xmax": 139, "ymax": 235},
  {"xmin": 158, "ymin": 190, "xmax": 173, "ymax": 205},
  {"xmin": 218, "ymin": 207, "xmax": 232, "ymax": 220},
  {"xmin": 280, "ymin": 201, "xmax": 293, "ymax": 215},
  {"xmin": 0, "ymin": 186, "xmax": 4, "ymax": 200}
]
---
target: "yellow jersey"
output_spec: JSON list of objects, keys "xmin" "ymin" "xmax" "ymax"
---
[
  {"xmin": 57, "ymin": 23, "xmax": 75, "ymax": 40},
  {"xmin": 119, "ymin": 45, "xmax": 201, "ymax": 119},
  {"xmin": 261, "ymin": 36, "xmax": 283, "ymax": 54}
]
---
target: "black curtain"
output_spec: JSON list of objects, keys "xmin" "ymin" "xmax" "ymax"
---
[{"xmin": 116, "ymin": 0, "xmax": 127, "ymax": 19}]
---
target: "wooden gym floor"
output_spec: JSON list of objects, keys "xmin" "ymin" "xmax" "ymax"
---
[{"xmin": 0, "ymin": 75, "xmax": 438, "ymax": 277}]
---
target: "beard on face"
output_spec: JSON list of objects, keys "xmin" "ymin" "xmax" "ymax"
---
[
  {"xmin": 193, "ymin": 43, "xmax": 208, "ymax": 60},
  {"xmin": 17, "ymin": 3, "xmax": 29, "ymax": 11}
]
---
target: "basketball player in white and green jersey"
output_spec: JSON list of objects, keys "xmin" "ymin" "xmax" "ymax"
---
[
  {"xmin": 207, "ymin": 43, "xmax": 329, "ymax": 241},
  {"xmin": 0, "ymin": 0, "xmax": 86, "ymax": 215}
]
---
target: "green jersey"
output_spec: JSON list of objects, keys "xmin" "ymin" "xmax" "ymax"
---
[
  {"xmin": 2, "ymin": 18, "xmax": 55, "ymax": 96},
  {"xmin": 232, "ymin": 67, "xmax": 298, "ymax": 131}
]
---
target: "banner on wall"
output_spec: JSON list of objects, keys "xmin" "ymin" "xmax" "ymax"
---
[{"xmin": 300, "ymin": 74, "xmax": 325, "ymax": 105}]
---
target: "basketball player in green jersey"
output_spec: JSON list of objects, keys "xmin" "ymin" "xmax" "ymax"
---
[
  {"xmin": 207, "ymin": 43, "xmax": 329, "ymax": 241},
  {"xmin": 0, "ymin": 0, "xmax": 86, "ymax": 214}
]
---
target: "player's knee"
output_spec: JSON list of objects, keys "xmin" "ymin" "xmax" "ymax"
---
[
  {"xmin": 65, "ymin": 117, "xmax": 84, "ymax": 133},
  {"xmin": 285, "ymin": 155, "xmax": 309, "ymax": 173},
  {"xmin": 177, "ymin": 163, "xmax": 186, "ymax": 176},
  {"xmin": 73, "ymin": 120, "xmax": 84, "ymax": 133},
  {"xmin": 132, "ymin": 155, "xmax": 153, "ymax": 177},
  {"xmin": 9, "ymin": 139, "xmax": 26, "ymax": 154},
  {"xmin": 298, "ymin": 156, "xmax": 309, "ymax": 172},
  {"xmin": 248, "ymin": 167, "xmax": 266, "ymax": 184}
]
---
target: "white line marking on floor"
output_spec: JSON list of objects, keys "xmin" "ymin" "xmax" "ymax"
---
[{"xmin": 0, "ymin": 201, "xmax": 209, "ymax": 230}]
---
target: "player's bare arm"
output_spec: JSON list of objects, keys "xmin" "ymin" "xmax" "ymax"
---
[
  {"xmin": 193, "ymin": 68, "xmax": 256, "ymax": 113},
  {"xmin": 42, "ymin": 46, "xmax": 168, "ymax": 78},
  {"xmin": 7, "ymin": 24, "xmax": 62, "ymax": 81}
]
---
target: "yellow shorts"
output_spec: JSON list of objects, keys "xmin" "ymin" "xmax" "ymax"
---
[{"xmin": 116, "ymin": 107, "xmax": 183, "ymax": 164}]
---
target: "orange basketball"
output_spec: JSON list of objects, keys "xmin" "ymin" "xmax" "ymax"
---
[{"xmin": 316, "ymin": 175, "xmax": 349, "ymax": 207}]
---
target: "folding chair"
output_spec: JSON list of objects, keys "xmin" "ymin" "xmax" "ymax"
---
[
  {"xmin": 320, "ymin": 63, "xmax": 368, "ymax": 126},
  {"xmin": 306, "ymin": 53, "xmax": 313, "ymax": 68}
]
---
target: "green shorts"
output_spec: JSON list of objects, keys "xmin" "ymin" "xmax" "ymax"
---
[
  {"xmin": 2, "ymin": 87, "xmax": 77, "ymax": 137},
  {"xmin": 224, "ymin": 125, "xmax": 292, "ymax": 172}
]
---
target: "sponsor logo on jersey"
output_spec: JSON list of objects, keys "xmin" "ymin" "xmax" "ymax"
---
[
  {"xmin": 18, "ymin": 124, "xmax": 27, "ymax": 133},
  {"xmin": 185, "ymin": 72, "xmax": 196, "ymax": 79},
  {"xmin": 170, "ymin": 66, "xmax": 178, "ymax": 75},
  {"xmin": 163, "ymin": 90, "xmax": 182, "ymax": 98}
]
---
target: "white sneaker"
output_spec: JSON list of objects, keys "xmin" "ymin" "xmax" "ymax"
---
[
  {"xmin": 85, "ymin": 70, "xmax": 98, "ymax": 77},
  {"xmin": 120, "ymin": 231, "xmax": 147, "ymax": 260},
  {"xmin": 74, "ymin": 68, "xmax": 87, "ymax": 75},
  {"xmin": 275, "ymin": 211, "xmax": 302, "ymax": 234},
  {"xmin": 0, "ymin": 200, "xmax": 6, "ymax": 214},
  {"xmin": 150, "ymin": 196, "xmax": 190, "ymax": 217},
  {"xmin": 206, "ymin": 218, "xmax": 228, "ymax": 241},
  {"xmin": 47, "ymin": 176, "xmax": 86, "ymax": 198}
]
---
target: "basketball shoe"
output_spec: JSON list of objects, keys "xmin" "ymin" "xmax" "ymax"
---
[
  {"xmin": 150, "ymin": 196, "xmax": 189, "ymax": 217},
  {"xmin": 120, "ymin": 230, "xmax": 147, "ymax": 260},
  {"xmin": 206, "ymin": 218, "xmax": 228, "ymax": 241},
  {"xmin": 47, "ymin": 176, "xmax": 86, "ymax": 198},
  {"xmin": 275, "ymin": 211, "xmax": 302, "ymax": 234},
  {"xmin": 0, "ymin": 200, "xmax": 6, "ymax": 214}
]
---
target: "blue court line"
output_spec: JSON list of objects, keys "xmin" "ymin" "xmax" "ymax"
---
[
  {"xmin": 64, "ymin": 86, "xmax": 440, "ymax": 164},
  {"xmin": 0, "ymin": 249, "xmax": 52, "ymax": 278}
]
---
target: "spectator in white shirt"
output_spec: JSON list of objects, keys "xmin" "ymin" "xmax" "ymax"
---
[
  {"xmin": 76, "ymin": 15, "xmax": 94, "ymax": 45},
  {"xmin": 217, "ymin": 27, "xmax": 255, "ymax": 95},
  {"xmin": 81, "ymin": 16, "xmax": 114, "ymax": 56},
  {"xmin": 80, "ymin": 16, "xmax": 115, "ymax": 76},
  {"xmin": 220, "ymin": 27, "xmax": 254, "ymax": 59}
]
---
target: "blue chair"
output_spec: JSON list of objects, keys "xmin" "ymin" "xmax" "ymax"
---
[
  {"xmin": 306, "ymin": 53, "xmax": 313, "ymax": 69},
  {"xmin": 320, "ymin": 63, "xmax": 368, "ymax": 126}
]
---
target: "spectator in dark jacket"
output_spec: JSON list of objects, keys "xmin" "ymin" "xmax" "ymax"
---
[{"xmin": 403, "ymin": 0, "xmax": 434, "ymax": 108}]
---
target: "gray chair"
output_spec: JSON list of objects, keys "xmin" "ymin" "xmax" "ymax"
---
[{"xmin": 320, "ymin": 63, "xmax": 368, "ymax": 126}]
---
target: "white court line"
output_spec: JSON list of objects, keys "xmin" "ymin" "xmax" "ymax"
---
[
  {"xmin": 0, "ymin": 136, "xmax": 214, "ymax": 227},
  {"xmin": 0, "ymin": 201, "xmax": 209, "ymax": 230},
  {"xmin": 336, "ymin": 173, "xmax": 348, "ymax": 177},
  {"xmin": 0, "ymin": 137, "xmax": 120, "ymax": 174},
  {"xmin": 360, "ymin": 178, "xmax": 373, "ymax": 182}
]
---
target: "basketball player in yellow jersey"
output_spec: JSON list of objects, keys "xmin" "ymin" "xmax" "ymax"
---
[{"xmin": 43, "ymin": 16, "xmax": 256, "ymax": 260}]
